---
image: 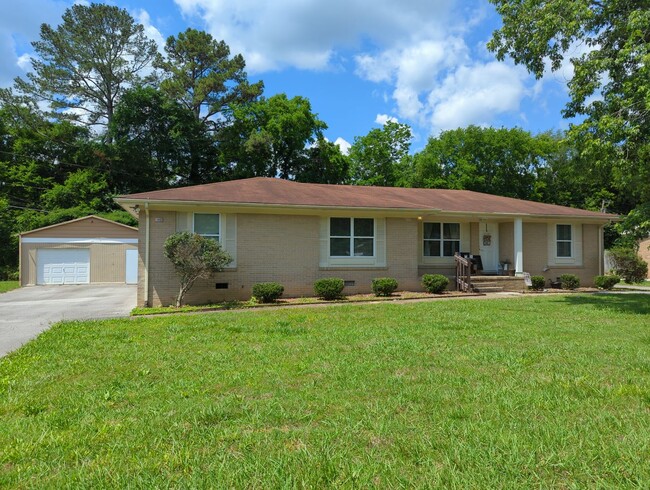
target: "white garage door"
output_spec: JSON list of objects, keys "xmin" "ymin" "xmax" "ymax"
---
[{"xmin": 37, "ymin": 249, "xmax": 90, "ymax": 285}]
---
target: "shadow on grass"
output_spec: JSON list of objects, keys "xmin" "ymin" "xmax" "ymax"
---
[{"xmin": 561, "ymin": 293, "xmax": 650, "ymax": 315}]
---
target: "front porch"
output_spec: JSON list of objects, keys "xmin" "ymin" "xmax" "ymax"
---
[{"xmin": 454, "ymin": 253, "xmax": 526, "ymax": 293}]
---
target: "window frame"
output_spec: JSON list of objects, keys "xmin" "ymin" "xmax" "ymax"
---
[
  {"xmin": 329, "ymin": 217, "xmax": 375, "ymax": 258},
  {"xmin": 193, "ymin": 213, "xmax": 221, "ymax": 242},
  {"xmin": 556, "ymin": 224, "xmax": 573, "ymax": 258},
  {"xmin": 423, "ymin": 222, "xmax": 461, "ymax": 258}
]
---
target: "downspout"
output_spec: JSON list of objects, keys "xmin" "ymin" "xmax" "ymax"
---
[
  {"xmin": 144, "ymin": 202, "xmax": 150, "ymax": 307},
  {"xmin": 599, "ymin": 224, "xmax": 604, "ymax": 276}
]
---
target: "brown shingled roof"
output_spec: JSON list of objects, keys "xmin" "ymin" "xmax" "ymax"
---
[{"xmin": 117, "ymin": 177, "xmax": 616, "ymax": 219}]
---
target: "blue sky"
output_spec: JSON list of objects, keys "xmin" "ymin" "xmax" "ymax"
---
[{"xmin": 0, "ymin": 0, "xmax": 579, "ymax": 152}]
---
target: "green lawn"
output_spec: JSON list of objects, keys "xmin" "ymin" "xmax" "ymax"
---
[
  {"xmin": 1, "ymin": 294, "xmax": 649, "ymax": 487},
  {"xmin": 0, "ymin": 281, "xmax": 19, "ymax": 294}
]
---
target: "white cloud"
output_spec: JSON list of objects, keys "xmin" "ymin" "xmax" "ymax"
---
[
  {"xmin": 135, "ymin": 9, "xmax": 166, "ymax": 52},
  {"xmin": 170, "ymin": 0, "xmax": 543, "ymax": 134},
  {"xmin": 428, "ymin": 62, "xmax": 528, "ymax": 132},
  {"xmin": 173, "ymin": 0, "xmax": 454, "ymax": 72},
  {"xmin": 16, "ymin": 54, "xmax": 31, "ymax": 71},
  {"xmin": 375, "ymin": 114, "xmax": 398, "ymax": 125},
  {"xmin": 334, "ymin": 137, "xmax": 351, "ymax": 155}
]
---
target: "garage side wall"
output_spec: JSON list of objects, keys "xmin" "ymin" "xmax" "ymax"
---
[{"xmin": 21, "ymin": 243, "xmax": 136, "ymax": 286}]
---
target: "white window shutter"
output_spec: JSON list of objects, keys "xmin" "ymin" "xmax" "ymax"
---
[{"xmin": 319, "ymin": 217, "xmax": 329, "ymax": 267}]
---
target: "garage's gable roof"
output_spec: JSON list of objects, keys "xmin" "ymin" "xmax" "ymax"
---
[
  {"xmin": 20, "ymin": 215, "xmax": 138, "ymax": 238},
  {"xmin": 117, "ymin": 177, "xmax": 616, "ymax": 220}
]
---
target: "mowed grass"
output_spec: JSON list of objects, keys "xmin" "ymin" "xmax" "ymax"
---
[
  {"xmin": 1, "ymin": 295, "xmax": 649, "ymax": 488},
  {"xmin": 0, "ymin": 281, "xmax": 19, "ymax": 294}
]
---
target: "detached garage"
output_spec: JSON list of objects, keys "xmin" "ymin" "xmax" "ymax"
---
[{"xmin": 20, "ymin": 215, "xmax": 138, "ymax": 286}]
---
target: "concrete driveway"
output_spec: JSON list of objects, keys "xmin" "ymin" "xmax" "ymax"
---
[{"xmin": 0, "ymin": 284, "xmax": 136, "ymax": 357}]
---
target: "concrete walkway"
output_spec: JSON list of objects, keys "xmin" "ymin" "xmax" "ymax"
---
[
  {"xmin": 0, "ymin": 285, "xmax": 136, "ymax": 357},
  {"xmin": 613, "ymin": 283, "xmax": 650, "ymax": 292}
]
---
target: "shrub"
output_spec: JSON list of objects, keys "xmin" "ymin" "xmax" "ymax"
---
[
  {"xmin": 530, "ymin": 275, "xmax": 546, "ymax": 291},
  {"xmin": 371, "ymin": 277, "xmax": 398, "ymax": 297},
  {"xmin": 164, "ymin": 232, "xmax": 232, "ymax": 307},
  {"xmin": 422, "ymin": 274, "xmax": 449, "ymax": 294},
  {"xmin": 0, "ymin": 267, "xmax": 18, "ymax": 281},
  {"xmin": 314, "ymin": 278, "xmax": 345, "ymax": 300},
  {"xmin": 594, "ymin": 275, "xmax": 620, "ymax": 290},
  {"xmin": 560, "ymin": 274, "xmax": 580, "ymax": 290},
  {"xmin": 252, "ymin": 282, "xmax": 284, "ymax": 303},
  {"xmin": 608, "ymin": 247, "xmax": 648, "ymax": 284}
]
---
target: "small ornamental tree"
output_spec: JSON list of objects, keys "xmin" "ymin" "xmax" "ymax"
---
[{"xmin": 164, "ymin": 232, "xmax": 232, "ymax": 307}]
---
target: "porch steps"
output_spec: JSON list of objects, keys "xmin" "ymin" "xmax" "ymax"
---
[{"xmin": 471, "ymin": 282, "xmax": 504, "ymax": 293}]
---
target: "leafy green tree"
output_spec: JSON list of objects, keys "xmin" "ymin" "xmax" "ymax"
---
[
  {"xmin": 154, "ymin": 29, "xmax": 263, "ymax": 183},
  {"xmin": 164, "ymin": 232, "xmax": 233, "ymax": 307},
  {"xmin": 109, "ymin": 87, "xmax": 221, "ymax": 191},
  {"xmin": 349, "ymin": 121, "xmax": 411, "ymax": 187},
  {"xmin": 6, "ymin": 3, "xmax": 157, "ymax": 135},
  {"xmin": 488, "ymin": 0, "xmax": 650, "ymax": 211},
  {"xmin": 225, "ymin": 94, "xmax": 328, "ymax": 179},
  {"xmin": 406, "ymin": 126, "xmax": 557, "ymax": 200},
  {"xmin": 297, "ymin": 137, "xmax": 350, "ymax": 184},
  {"xmin": 0, "ymin": 107, "xmax": 98, "ymax": 209},
  {"xmin": 612, "ymin": 203, "xmax": 650, "ymax": 249},
  {"xmin": 41, "ymin": 169, "xmax": 112, "ymax": 211},
  {"xmin": 155, "ymin": 28, "xmax": 263, "ymax": 125},
  {"xmin": 0, "ymin": 198, "xmax": 18, "ymax": 279}
]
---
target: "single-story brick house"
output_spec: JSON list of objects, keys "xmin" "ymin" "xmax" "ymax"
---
[
  {"xmin": 115, "ymin": 177, "xmax": 617, "ymax": 307},
  {"xmin": 20, "ymin": 215, "xmax": 138, "ymax": 286}
]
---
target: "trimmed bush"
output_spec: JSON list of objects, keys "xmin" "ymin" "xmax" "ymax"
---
[
  {"xmin": 252, "ymin": 282, "xmax": 284, "ymax": 303},
  {"xmin": 314, "ymin": 278, "xmax": 345, "ymax": 300},
  {"xmin": 530, "ymin": 275, "xmax": 546, "ymax": 291},
  {"xmin": 422, "ymin": 274, "xmax": 449, "ymax": 294},
  {"xmin": 372, "ymin": 277, "xmax": 398, "ymax": 297},
  {"xmin": 608, "ymin": 247, "xmax": 648, "ymax": 284},
  {"xmin": 594, "ymin": 275, "xmax": 620, "ymax": 290},
  {"xmin": 560, "ymin": 274, "xmax": 580, "ymax": 290}
]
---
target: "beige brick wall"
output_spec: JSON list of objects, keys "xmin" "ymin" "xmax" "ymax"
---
[
  {"xmin": 138, "ymin": 212, "xmax": 605, "ymax": 306},
  {"xmin": 140, "ymin": 212, "xmax": 421, "ymax": 306},
  {"xmin": 639, "ymin": 238, "xmax": 650, "ymax": 278},
  {"xmin": 523, "ymin": 223, "xmax": 601, "ymax": 287}
]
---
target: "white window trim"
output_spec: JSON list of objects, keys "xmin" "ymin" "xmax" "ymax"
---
[
  {"xmin": 555, "ymin": 224, "xmax": 573, "ymax": 259},
  {"xmin": 547, "ymin": 222, "xmax": 582, "ymax": 266},
  {"xmin": 423, "ymin": 222, "xmax": 461, "ymax": 258},
  {"xmin": 329, "ymin": 217, "xmax": 376, "ymax": 258},
  {"xmin": 193, "ymin": 213, "xmax": 222, "ymax": 242}
]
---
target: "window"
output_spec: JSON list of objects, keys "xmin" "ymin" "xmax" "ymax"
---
[
  {"xmin": 194, "ymin": 213, "xmax": 220, "ymax": 241},
  {"xmin": 423, "ymin": 222, "xmax": 460, "ymax": 257},
  {"xmin": 556, "ymin": 224, "xmax": 572, "ymax": 257},
  {"xmin": 330, "ymin": 218, "xmax": 374, "ymax": 257}
]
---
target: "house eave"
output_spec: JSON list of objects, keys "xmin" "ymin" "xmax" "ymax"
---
[{"xmin": 114, "ymin": 197, "xmax": 617, "ymax": 223}]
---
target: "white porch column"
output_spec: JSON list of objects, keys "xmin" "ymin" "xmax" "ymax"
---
[{"xmin": 514, "ymin": 218, "xmax": 524, "ymax": 276}]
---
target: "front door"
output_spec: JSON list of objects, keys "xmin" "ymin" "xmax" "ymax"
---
[{"xmin": 478, "ymin": 222, "xmax": 499, "ymax": 273}]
